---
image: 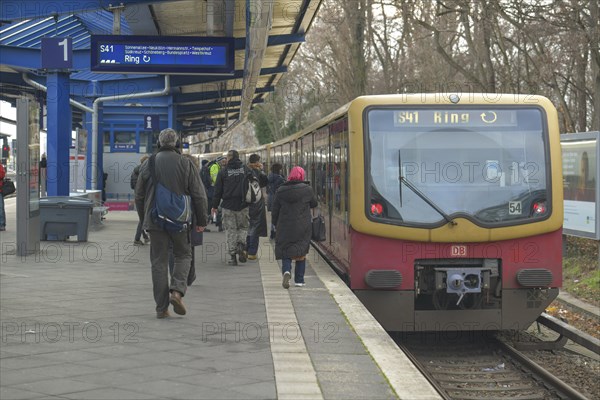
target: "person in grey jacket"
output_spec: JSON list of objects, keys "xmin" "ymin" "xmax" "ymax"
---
[
  {"xmin": 271, "ymin": 166, "xmax": 318, "ymax": 289},
  {"xmin": 135, "ymin": 128, "xmax": 207, "ymax": 318}
]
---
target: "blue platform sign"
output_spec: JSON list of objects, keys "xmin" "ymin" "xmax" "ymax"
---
[
  {"xmin": 112, "ymin": 143, "xmax": 136, "ymax": 152},
  {"xmin": 91, "ymin": 35, "xmax": 235, "ymax": 75},
  {"xmin": 41, "ymin": 37, "xmax": 73, "ymax": 69},
  {"xmin": 144, "ymin": 115, "xmax": 159, "ymax": 130}
]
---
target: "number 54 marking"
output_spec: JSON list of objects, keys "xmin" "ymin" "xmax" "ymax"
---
[{"xmin": 509, "ymin": 201, "xmax": 522, "ymax": 215}]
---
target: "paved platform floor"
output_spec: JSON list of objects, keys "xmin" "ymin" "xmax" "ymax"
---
[{"xmin": 0, "ymin": 201, "xmax": 439, "ymax": 400}]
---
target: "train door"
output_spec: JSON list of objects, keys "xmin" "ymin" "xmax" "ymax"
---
[
  {"xmin": 330, "ymin": 118, "xmax": 349, "ymax": 265},
  {"xmin": 313, "ymin": 126, "xmax": 330, "ymax": 241},
  {"xmin": 268, "ymin": 146, "xmax": 275, "ymax": 173},
  {"xmin": 283, "ymin": 143, "xmax": 292, "ymax": 175},
  {"xmin": 301, "ymin": 134, "xmax": 313, "ymax": 184},
  {"xmin": 274, "ymin": 145, "xmax": 282, "ymax": 174}
]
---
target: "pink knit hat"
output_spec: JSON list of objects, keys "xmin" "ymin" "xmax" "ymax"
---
[{"xmin": 288, "ymin": 166, "xmax": 305, "ymax": 181}]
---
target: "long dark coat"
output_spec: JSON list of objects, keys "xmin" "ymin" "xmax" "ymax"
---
[
  {"xmin": 271, "ymin": 181, "xmax": 318, "ymax": 260},
  {"xmin": 248, "ymin": 165, "xmax": 268, "ymax": 237}
]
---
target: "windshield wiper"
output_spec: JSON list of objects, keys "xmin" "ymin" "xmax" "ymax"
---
[{"xmin": 398, "ymin": 150, "xmax": 457, "ymax": 226}]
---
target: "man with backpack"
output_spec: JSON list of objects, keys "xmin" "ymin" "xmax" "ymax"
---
[
  {"xmin": 135, "ymin": 128, "xmax": 208, "ymax": 318},
  {"xmin": 211, "ymin": 149, "xmax": 249, "ymax": 266}
]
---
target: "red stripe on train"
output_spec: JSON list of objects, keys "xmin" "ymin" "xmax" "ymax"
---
[{"xmin": 349, "ymin": 228, "xmax": 562, "ymax": 290}]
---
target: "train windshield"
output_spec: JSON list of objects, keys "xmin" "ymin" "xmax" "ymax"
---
[{"xmin": 366, "ymin": 107, "xmax": 549, "ymax": 226}]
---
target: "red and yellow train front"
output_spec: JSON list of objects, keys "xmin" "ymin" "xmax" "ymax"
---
[{"xmin": 347, "ymin": 94, "xmax": 563, "ymax": 331}]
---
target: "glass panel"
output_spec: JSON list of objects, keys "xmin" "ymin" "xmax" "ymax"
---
[
  {"xmin": 302, "ymin": 134, "xmax": 312, "ymax": 184},
  {"xmin": 367, "ymin": 107, "xmax": 548, "ymax": 225},
  {"xmin": 331, "ymin": 118, "xmax": 348, "ymax": 214},
  {"xmin": 314, "ymin": 127, "xmax": 329, "ymax": 205}
]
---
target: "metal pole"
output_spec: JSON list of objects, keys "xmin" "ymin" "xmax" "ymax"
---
[{"xmin": 91, "ymin": 75, "xmax": 170, "ymax": 188}]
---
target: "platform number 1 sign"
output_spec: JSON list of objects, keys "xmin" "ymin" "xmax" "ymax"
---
[{"xmin": 41, "ymin": 37, "xmax": 73, "ymax": 69}]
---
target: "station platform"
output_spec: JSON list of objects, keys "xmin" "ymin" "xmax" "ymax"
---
[{"xmin": 0, "ymin": 201, "xmax": 440, "ymax": 400}]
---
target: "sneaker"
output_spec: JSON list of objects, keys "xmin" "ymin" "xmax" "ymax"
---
[
  {"xmin": 133, "ymin": 240, "xmax": 144, "ymax": 245},
  {"xmin": 156, "ymin": 310, "xmax": 170, "ymax": 319},
  {"xmin": 237, "ymin": 243, "xmax": 247, "ymax": 263},
  {"xmin": 227, "ymin": 254, "xmax": 238, "ymax": 266},
  {"xmin": 294, "ymin": 282, "xmax": 306, "ymax": 287},
  {"xmin": 282, "ymin": 271, "xmax": 291, "ymax": 289},
  {"xmin": 247, "ymin": 254, "xmax": 257, "ymax": 261}
]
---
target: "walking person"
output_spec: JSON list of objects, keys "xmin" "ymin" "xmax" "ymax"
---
[
  {"xmin": 246, "ymin": 154, "xmax": 268, "ymax": 260},
  {"xmin": 211, "ymin": 156, "xmax": 227, "ymax": 231},
  {"xmin": 135, "ymin": 128, "xmax": 207, "ymax": 318},
  {"xmin": 267, "ymin": 163, "xmax": 285, "ymax": 239},
  {"xmin": 211, "ymin": 150, "xmax": 249, "ymax": 266},
  {"xmin": 0, "ymin": 162, "xmax": 6, "ymax": 231},
  {"xmin": 131, "ymin": 155, "xmax": 150, "ymax": 245},
  {"xmin": 200, "ymin": 159, "xmax": 213, "ymax": 226},
  {"xmin": 272, "ymin": 166, "xmax": 318, "ymax": 288}
]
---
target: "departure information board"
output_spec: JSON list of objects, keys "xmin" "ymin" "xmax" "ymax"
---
[{"xmin": 91, "ymin": 35, "xmax": 235, "ymax": 75}]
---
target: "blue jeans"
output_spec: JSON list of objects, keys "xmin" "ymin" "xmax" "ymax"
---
[
  {"xmin": 246, "ymin": 234, "xmax": 259, "ymax": 256},
  {"xmin": 0, "ymin": 193, "xmax": 5, "ymax": 228},
  {"xmin": 281, "ymin": 258, "xmax": 306, "ymax": 284}
]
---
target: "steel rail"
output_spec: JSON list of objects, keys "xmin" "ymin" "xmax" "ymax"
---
[
  {"xmin": 496, "ymin": 339, "xmax": 590, "ymax": 400},
  {"xmin": 537, "ymin": 313, "xmax": 600, "ymax": 354}
]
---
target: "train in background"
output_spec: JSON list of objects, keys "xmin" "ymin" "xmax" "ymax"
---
[{"xmin": 210, "ymin": 94, "xmax": 564, "ymax": 331}]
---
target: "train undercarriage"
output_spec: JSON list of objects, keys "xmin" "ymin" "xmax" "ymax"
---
[{"xmin": 354, "ymin": 258, "xmax": 559, "ymax": 332}]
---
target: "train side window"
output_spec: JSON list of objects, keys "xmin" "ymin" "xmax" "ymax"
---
[
  {"xmin": 343, "ymin": 124, "xmax": 349, "ymax": 216},
  {"xmin": 314, "ymin": 127, "xmax": 329, "ymax": 205},
  {"xmin": 302, "ymin": 134, "xmax": 313, "ymax": 184},
  {"xmin": 330, "ymin": 117, "xmax": 348, "ymax": 214},
  {"xmin": 333, "ymin": 146, "xmax": 341, "ymax": 212},
  {"xmin": 275, "ymin": 146, "xmax": 282, "ymax": 174}
]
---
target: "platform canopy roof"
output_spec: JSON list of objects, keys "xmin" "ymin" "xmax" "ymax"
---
[{"xmin": 0, "ymin": 0, "xmax": 322, "ymax": 135}]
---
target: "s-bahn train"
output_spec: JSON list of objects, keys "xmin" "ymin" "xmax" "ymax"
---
[{"xmin": 214, "ymin": 93, "xmax": 563, "ymax": 331}]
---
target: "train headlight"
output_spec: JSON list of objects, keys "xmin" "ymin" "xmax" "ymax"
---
[
  {"xmin": 532, "ymin": 201, "xmax": 547, "ymax": 216},
  {"xmin": 370, "ymin": 202, "xmax": 383, "ymax": 217}
]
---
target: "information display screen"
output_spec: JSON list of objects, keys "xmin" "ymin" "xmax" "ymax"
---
[
  {"xmin": 393, "ymin": 109, "xmax": 519, "ymax": 128},
  {"xmin": 91, "ymin": 35, "xmax": 235, "ymax": 75}
]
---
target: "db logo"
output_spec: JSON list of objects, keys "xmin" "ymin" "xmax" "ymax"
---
[{"xmin": 450, "ymin": 245, "xmax": 467, "ymax": 257}]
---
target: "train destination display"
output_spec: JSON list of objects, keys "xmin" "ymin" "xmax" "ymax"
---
[
  {"xmin": 394, "ymin": 108, "xmax": 521, "ymax": 128},
  {"xmin": 91, "ymin": 35, "xmax": 234, "ymax": 74}
]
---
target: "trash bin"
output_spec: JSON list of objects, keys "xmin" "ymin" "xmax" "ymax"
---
[{"xmin": 39, "ymin": 196, "xmax": 93, "ymax": 241}]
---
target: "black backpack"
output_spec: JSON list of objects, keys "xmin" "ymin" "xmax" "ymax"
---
[{"xmin": 200, "ymin": 161, "xmax": 214, "ymax": 189}]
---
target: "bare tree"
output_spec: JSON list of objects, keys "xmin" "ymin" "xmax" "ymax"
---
[{"xmin": 250, "ymin": 0, "xmax": 599, "ymax": 136}]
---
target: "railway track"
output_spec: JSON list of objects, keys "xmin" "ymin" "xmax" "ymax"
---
[
  {"xmin": 394, "ymin": 331, "xmax": 592, "ymax": 400},
  {"xmin": 311, "ymin": 245, "xmax": 598, "ymax": 399}
]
